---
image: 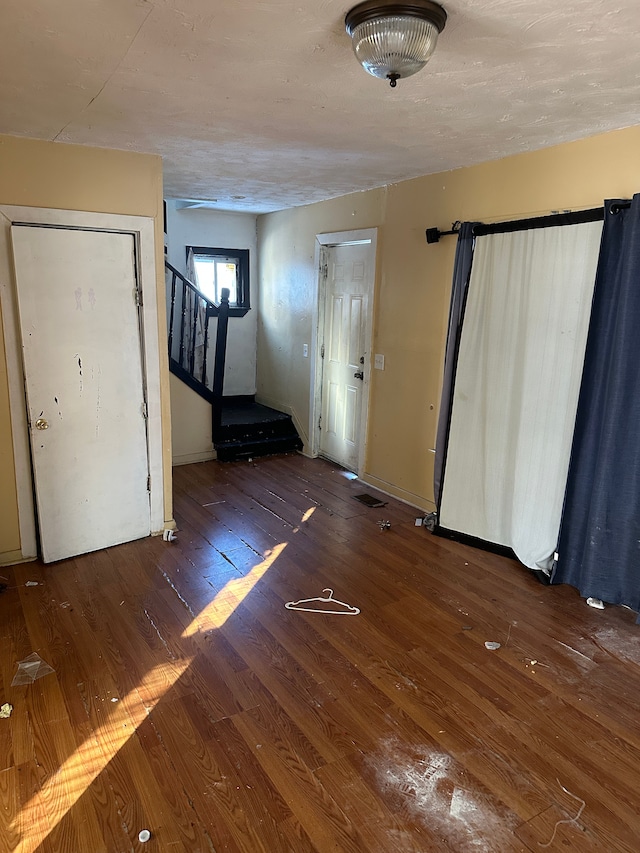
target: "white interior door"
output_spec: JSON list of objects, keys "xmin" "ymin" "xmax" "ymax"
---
[
  {"xmin": 11, "ymin": 225, "xmax": 151, "ymax": 563},
  {"xmin": 319, "ymin": 241, "xmax": 373, "ymax": 471}
]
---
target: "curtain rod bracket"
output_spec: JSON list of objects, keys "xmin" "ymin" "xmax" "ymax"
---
[{"xmin": 426, "ymin": 221, "xmax": 461, "ymax": 244}]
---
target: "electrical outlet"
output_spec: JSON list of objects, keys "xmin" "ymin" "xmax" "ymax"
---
[
  {"xmin": 303, "ymin": 343, "xmax": 309, "ymax": 358},
  {"xmin": 374, "ymin": 353, "xmax": 385, "ymax": 370}
]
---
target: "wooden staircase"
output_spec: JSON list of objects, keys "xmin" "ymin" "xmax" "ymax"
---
[
  {"xmin": 166, "ymin": 260, "xmax": 302, "ymax": 462},
  {"xmin": 213, "ymin": 398, "xmax": 302, "ymax": 462}
]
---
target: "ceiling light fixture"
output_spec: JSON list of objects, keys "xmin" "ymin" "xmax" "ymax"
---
[{"xmin": 345, "ymin": 0, "xmax": 447, "ymax": 88}]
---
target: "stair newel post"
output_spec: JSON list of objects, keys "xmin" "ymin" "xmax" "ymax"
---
[{"xmin": 212, "ymin": 287, "xmax": 230, "ymax": 441}]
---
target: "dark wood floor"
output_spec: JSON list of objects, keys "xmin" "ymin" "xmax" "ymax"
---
[{"xmin": 2, "ymin": 454, "xmax": 640, "ymax": 852}]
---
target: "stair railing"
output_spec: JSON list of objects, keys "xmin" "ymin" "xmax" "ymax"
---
[{"xmin": 166, "ymin": 260, "xmax": 219, "ymax": 401}]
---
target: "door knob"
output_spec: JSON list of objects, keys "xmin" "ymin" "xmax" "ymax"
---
[
  {"xmin": 354, "ymin": 371, "xmax": 364, "ymax": 380},
  {"xmin": 35, "ymin": 418, "xmax": 49, "ymax": 430}
]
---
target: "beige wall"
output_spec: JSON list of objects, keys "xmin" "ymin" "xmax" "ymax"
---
[
  {"xmin": 257, "ymin": 189, "xmax": 387, "ymax": 447},
  {"xmin": 0, "ymin": 134, "xmax": 172, "ymax": 562},
  {"xmin": 169, "ymin": 374, "xmax": 216, "ymax": 466},
  {"xmin": 257, "ymin": 124, "xmax": 640, "ymax": 510}
]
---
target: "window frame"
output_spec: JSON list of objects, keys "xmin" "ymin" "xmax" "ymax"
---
[{"xmin": 187, "ymin": 245, "xmax": 250, "ymax": 317}]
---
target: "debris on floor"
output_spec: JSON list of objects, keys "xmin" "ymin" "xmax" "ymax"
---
[
  {"xmin": 11, "ymin": 652, "xmax": 55, "ymax": 686},
  {"xmin": 423, "ymin": 512, "xmax": 438, "ymax": 531},
  {"xmin": 484, "ymin": 641, "xmax": 501, "ymax": 651},
  {"xmin": 353, "ymin": 493, "xmax": 387, "ymax": 508},
  {"xmin": 539, "ymin": 779, "xmax": 586, "ymax": 849},
  {"xmin": 586, "ymin": 597, "xmax": 605, "ymax": 610},
  {"xmin": 378, "ymin": 520, "xmax": 391, "ymax": 530},
  {"xmin": 285, "ymin": 588, "xmax": 360, "ymax": 615},
  {"xmin": 163, "ymin": 529, "xmax": 177, "ymax": 542},
  {"xmin": 25, "ymin": 581, "xmax": 39, "ymax": 587},
  {"xmin": 0, "ymin": 703, "xmax": 13, "ymax": 718},
  {"xmin": 138, "ymin": 829, "xmax": 151, "ymax": 843}
]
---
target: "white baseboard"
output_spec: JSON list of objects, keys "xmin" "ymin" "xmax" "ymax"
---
[
  {"xmin": 172, "ymin": 449, "xmax": 217, "ymax": 467},
  {"xmin": 359, "ymin": 472, "xmax": 435, "ymax": 513},
  {"xmin": 0, "ymin": 549, "xmax": 36, "ymax": 567}
]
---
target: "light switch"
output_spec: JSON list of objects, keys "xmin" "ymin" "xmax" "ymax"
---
[
  {"xmin": 303, "ymin": 343, "xmax": 309, "ymax": 358},
  {"xmin": 374, "ymin": 353, "xmax": 385, "ymax": 370}
]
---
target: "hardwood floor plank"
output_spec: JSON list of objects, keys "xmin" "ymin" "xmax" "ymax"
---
[
  {"xmin": 0, "ymin": 768, "xmax": 20, "ymax": 851},
  {"xmin": 131, "ymin": 713, "xmax": 224, "ymax": 853},
  {"xmin": 146, "ymin": 698, "xmax": 253, "ymax": 852},
  {"xmin": 276, "ymin": 814, "xmax": 320, "ymax": 852},
  {"xmin": 516, "ymin": 802, "xmax": 613, "ymax": 852},
  {"xmin": 3, "ymin": 454, "xmax": 640, "ymax": 851},
  {"xmin": 314, "ymin": 756, "xmax": 430, "ymax": 853},
  {"xmin": 233, "ymin": 708, "xmax": 370, "ymax": 852}
]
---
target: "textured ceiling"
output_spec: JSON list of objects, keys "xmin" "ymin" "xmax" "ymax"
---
[{"xmin": 2, "ymin": 0, "xmax": 639, "ymax": 212}]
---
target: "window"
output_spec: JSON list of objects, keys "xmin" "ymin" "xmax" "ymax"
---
[{"xmin": 187, "ymin": 246, "xmax": 250, "ymax": 317}]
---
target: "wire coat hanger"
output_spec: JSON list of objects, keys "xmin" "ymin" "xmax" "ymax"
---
[{"xmin": 285, "ymin": 588, "xmax": 360, "ymax": 615}]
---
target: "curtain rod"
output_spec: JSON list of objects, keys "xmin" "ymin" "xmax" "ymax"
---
[
  {"xmin": 426, "ymin": 201, "xmax": 632, "ymax": 244},
  {"xmin": 610, "ymin": 200, "xmax": 632, "ymax": 214},
  {"xmin": 426, "ymin": 222, "xmax": 460, "ymax": 244}
]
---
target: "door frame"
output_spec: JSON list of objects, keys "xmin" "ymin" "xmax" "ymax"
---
[
  {"xmin": 310, "ymin": 228, "xmax": 377, "ymax": 474},
  {"xmin": 0, "ymin": 206, "xmax": 164, "ymax": 561}
]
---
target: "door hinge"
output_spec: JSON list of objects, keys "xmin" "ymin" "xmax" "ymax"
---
[
  {"xmin": 147, "ymin": 475, "xmax": 151, "ymax": 492},
  {"xmin": 320, "ymin": 343, "xmax": 325, "ymax": 359},
  {"xmin": 318, "ymin": 414, "xmax": 322, "ymax": 430},
  {"xmin": 134, "ymin": 287, "xmax": 143, "ymax": 307},
  {"xmin": 141, "ymin": 401, "xmax": 148, "ymax": 419}
]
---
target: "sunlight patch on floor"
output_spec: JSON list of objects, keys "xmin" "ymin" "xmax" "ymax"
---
[
  {"xmin": 182, "ymin": 541, "xmax": 288, "ymax": 636},
  {"xmin": 339, "ymin": 470, "xmax": 358, "ymax": 480},
  {"xmin": 13, "ymin": 514, "xmax": 300, "ymax": 850},
  {"xmin": 12, "ymin": 659, "xmax": 193, "ymax": 853}
]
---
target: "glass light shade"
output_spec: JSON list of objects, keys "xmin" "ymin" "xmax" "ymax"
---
[{"xmin": 350, "ymin": 14, "xmax": 440, "ymax": 83}]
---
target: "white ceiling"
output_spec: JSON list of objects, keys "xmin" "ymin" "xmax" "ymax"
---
[{"xmin": 2, "ymin": 0, "xmax": 639, "ymax": 213}]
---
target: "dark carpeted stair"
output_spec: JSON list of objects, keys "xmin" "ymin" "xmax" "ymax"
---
[{"xmin": 214, "ymin": 401, "xmax": 302, "ymax": 462}]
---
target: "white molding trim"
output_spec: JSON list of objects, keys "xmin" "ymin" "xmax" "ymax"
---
[
  {"xmin": 0, "ymin": 209, "xmax": 36, "ymax": 558},
  {"xmin": 172, "ymin": 450, "xmax": 217, "ymax": 466},
  {"xmin": 311, "ymin": 228, "xmax": 377, "ymax": 477},
  {"xmin": 0, "ymin": 206, "xmax": 164, "ymax": 556},
  {"xmin": 0, "ymin": 549, "xmax": 36, "ymax": 568},
  {"xmin": 359, "ymin": 472, "xmax": 434, "ymax": 513}
]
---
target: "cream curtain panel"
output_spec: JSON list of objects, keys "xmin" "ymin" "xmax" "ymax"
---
[{"xmin": 439, "ymin": 221, "xmax": 603, "ymax": 570}]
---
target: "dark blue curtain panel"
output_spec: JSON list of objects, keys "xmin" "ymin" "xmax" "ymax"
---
[
  {"xmin": 553, "ymin": 195, "xmax": 640, "ymax": 614},
  {"xmin": 433, "ymin": 222, "xmax": 478, "ymax": 508}
]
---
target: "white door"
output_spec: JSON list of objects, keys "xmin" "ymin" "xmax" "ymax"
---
[
  {"xmin": 11, "ymin": 225, "xmax": 151, "ymax": 563},
  {"xmin": 319, "ymin": 241, "xmax": 373, "ymax": 471}
]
